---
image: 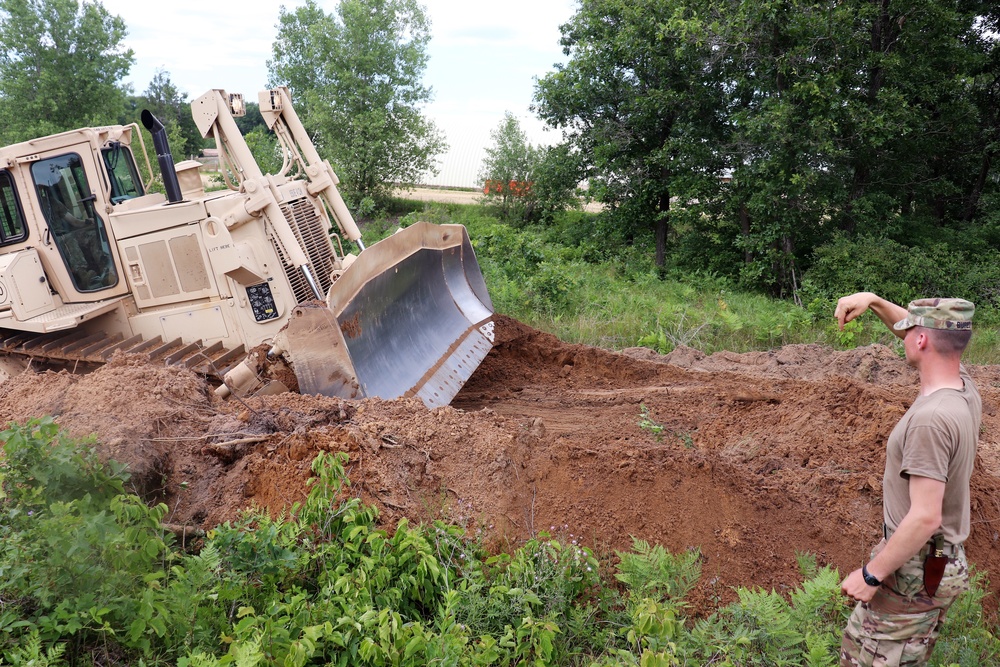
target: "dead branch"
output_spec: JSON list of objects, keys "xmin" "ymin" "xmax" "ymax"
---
[{"xmin": 201, "ymin": 435, "xmax": 269, "ymax": 462}]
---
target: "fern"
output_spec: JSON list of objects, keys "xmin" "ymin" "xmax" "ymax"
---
[
  {"xmin": 803, "ymin": 631, "xmax": 840, "ymax": 667},
  {"xmin": 690, "ymin": 588, "xmax": 801, "ymax": 665},
  {"xmin": 686, "ymin": 566, "xmax": 849, "ymax": 666},
  {"xmin": 1, "ymin": 630, "xmax": 67, "ymax": 666},
  {"xmin": 795, "ymin": 551, "xmax": 820, "ymax": 580},
  {"xmin": 789, "ymin": 566, "xmax": 846, "ymax": 627},
  {"xmin": 177, "ymin": 635, "xmax": 264, "ymax": 667},
  {"xmin": 615, "ymin": 539, "xmax": 701, "ymax": 604}
]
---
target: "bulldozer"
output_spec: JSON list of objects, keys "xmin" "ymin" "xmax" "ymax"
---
[{"xmin": 0, "ymin": 87, "xmax": 494, "ymax": 408}]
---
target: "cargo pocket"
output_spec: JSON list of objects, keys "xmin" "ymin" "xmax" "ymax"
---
[{"xmin": 855, "ymin": 607, "xmax": 941, "ymax": 666}]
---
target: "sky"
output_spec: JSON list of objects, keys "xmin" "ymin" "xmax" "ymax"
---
[{"xmin": 98, "ymin": 0, "xmax": 578, "ymax": 188}]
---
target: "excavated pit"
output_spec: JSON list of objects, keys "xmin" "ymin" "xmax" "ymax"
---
[{"xmin": 3, "ymin": 314, "xmax": 1000, "ymax": 616}]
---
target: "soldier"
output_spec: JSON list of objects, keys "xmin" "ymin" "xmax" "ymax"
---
[
  {"xmin": 834, "ymin": 293, "xmax": 980, "ymax": 666},
  {"xmin": 48, "ymin": 193, "xmax": 109, "ymax": 289}
]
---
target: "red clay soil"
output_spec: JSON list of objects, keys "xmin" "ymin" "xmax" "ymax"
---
[{"xmin": 2, "ymin": 314, "xmax": 1000, "ymax": 617}]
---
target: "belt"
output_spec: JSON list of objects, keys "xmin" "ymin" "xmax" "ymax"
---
[{"xmin": 883, "ymin": 524, "xmax": 962, "ymax": 557}]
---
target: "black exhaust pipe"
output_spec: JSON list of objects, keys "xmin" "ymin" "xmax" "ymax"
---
[{"xmin": 140, "ymin": 109, "xmax": 184, "ymax": 204}]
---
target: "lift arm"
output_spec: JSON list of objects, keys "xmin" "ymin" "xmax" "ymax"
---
[{"xmin": 257, "ymin": 87, "xmax": 366, "ymax": 251}]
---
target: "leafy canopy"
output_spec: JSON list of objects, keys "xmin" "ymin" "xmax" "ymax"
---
[
  {"xmin": 0, "ymin": 0, "xmax": 133, "ymax": 143},
  {"xmin": 268, "ymin": 0, "xmax": 446, "ymax": 208},
  {"xmin": 134, "ymin": 68, "xmax": 203, "ymax": 160},
  {"xmin": 534, "ymin": 0, "xmax": 1000, "ymax": 298},
  {"xmin": 479, "ymin": 112, "xmax": 541, "ymax": 218},
  {"xmin": 479, "ymin": 112, "xmax": 585, "ymax": 224},
  {"xmin": 534, "ymin": 0, "xmax": 725, "ymax": 268}
]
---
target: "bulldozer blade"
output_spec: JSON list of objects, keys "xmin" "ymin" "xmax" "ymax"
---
[
  {"xmin": 279, "ymin": 304, "xmax": 362, "ymax": 399},
  {"xmin": 290, "ymin": 221, "xmax": 494, "ymax": 408}
]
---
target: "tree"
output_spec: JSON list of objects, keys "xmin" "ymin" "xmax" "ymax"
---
[
  {"xmin": 534, "ymin": 0, "xmax": 725, "ymax": 269},
  {"xmin": 530, "ymin": 143, "xmax": 586, "ymax": 223},
  {"xmin": 479, "ymin": 112, "xmax": 583, "ymax": 223},
  {"xmin": 479, "ymin": 112, "xmax": 541, "ymax": 219},
  {"xmin": 244, "ymin": 127, "xmax": 283, "ymax": 176},
  {"xmin": 0, "ymin": 0, "xmax": 133, "ymax": 143},
  {"xmin": 268, "ymin": 0, "xmax": 446, "ymax": 208},
  {"xmin": 708, "ymin": 0, "xmax": 859, "ymax": 294},
  {"xmin": 536, "ymin": 0, "xmax": 1000, "ymax": 296},
  {"xmin": 234, "ymin": 101, "xmax": 267, "ymax": 136},
  {"xmin": 706, "ymin": 0, "xmax": 1000, "ymax": 295},
  {"xmin": 136, "ymin": 69, "xmax": 202, "ymax": 159}
]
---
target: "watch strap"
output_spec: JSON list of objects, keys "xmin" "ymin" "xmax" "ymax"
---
[{"xmin": 862, "ymin": 563, "xmax": 882, "ymax": 587}]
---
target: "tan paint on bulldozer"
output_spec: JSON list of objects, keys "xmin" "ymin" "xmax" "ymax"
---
[
  {"xmin": 275, "ymin": 221, "xmax": 494, "ymax": 408},
  {"xmin": 0, "ymin": 84, "xmax": 494, "ymax": 408}
]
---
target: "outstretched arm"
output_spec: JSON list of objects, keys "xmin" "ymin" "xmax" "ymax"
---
[{"xmin": 834, "ymin": 292, "xmax": 908, "ymax": 340}]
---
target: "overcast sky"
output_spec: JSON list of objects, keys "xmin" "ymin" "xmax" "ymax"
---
[{"xmin": 98, "ymin": 0, "xmax": 578, "ymax": 188}]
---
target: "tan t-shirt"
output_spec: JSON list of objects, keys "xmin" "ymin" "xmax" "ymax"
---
[{"xmin": 883, "ymin": 366, "xmax": 981, "ymax": 545}]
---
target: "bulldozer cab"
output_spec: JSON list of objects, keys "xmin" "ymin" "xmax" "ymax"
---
[
  {"xmin": 101, "ymin": 142, "xmax": 145, "ymax": 204},
  {"xmin": 32, "ymin": 151, "xmax": 122, "ymax": 293},
  {"xmin": 0, "ymin": 171, "xmax": 27, "ymax": 246}
]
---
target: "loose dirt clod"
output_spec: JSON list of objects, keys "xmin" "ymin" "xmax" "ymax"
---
[{"xmin": 2, "ymin": 314, "xmax": 1000, "ymax": 617}]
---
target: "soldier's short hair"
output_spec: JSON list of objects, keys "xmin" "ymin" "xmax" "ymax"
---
[{"xmin": 923, "ymin": 327, "xmax": 972, "ymax": 357}]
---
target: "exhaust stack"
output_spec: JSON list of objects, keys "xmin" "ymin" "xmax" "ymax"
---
[{"xmin": 140, "ymin": 110, "xmax": 184, "ymax": 203}]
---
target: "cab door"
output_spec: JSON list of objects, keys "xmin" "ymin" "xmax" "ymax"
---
[{"xmin": 29, "ymin": 147, "xmax": 128, "ymax": 300}]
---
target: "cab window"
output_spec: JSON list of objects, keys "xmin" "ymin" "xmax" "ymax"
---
[
  {"xmin": 0, "ymin": 170, "xmax": 27, "ymax": 246},
  {"xmin": 32, "ymin": 153, "xmax": 119, "ymax": 292},
  {"xmin": 101, "ymin": 142, "xmax": 145, "ymax": 203}
]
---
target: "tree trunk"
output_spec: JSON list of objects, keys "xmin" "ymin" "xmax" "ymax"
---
[
  {"xmin": 843, "ymin": 163, "xmax": 868, "ymax": 234},
  {"xmin": 739, "ymin": 202, "xmax": 752, "ymax": 264},
  {"xmin": 845, "ymin": 0, "xmax": 902, "ymax": 233},
  {"xmin": 771, "ymin": 234, "xmax": 796, "ymax": 298},
  {"xmin": 654, "ymin": 191, "xmax": 670, "ymax": 268},
  {"xmin": 962, "ymin": 152, "xmax": 992, "ymax": 222}
]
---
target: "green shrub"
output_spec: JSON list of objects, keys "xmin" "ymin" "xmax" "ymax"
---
[
  {"xmin": 804, "ymin": 234, "xmax": 1000, "ymax": 312},
  {"xmin": 615, "ymin": 540, "xmax": 701, "ymax": 605},
  {"xmin": 2, "ymin": 420, "xmax": 997, "ymax": 665},
  {"xmin": 931, "ymin": 568, "xmax": 1000, "ymax": 665},
  {"xmin": 0, "ymin": 418, "xmax": 172, "ymax": 656}
]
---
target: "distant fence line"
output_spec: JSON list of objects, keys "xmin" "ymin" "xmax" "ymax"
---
[
  {"xmin": 418, "ymin": 128, "xmax": 491, "ymax": 189},
  {"xmin": 418, "ymin": 120, "xmax": 559, "ymax": 190}
]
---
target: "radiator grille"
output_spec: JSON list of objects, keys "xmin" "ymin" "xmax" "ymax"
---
[{"xmin": 271, "ymin": 197, "xmax": 336, "ymax": 304}]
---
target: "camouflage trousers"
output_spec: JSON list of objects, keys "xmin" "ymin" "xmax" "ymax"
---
[
  {"xmin": 55, "ymin": 227, "xmax": 109, "ymax": 289},
  {"xmin": 841, "ymin": 540, "xmax": 968, "ymax": 666}
]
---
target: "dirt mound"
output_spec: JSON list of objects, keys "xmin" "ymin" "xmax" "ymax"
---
[
  {"xmin": 624, "ymin": 341, "xmax": 918, "ymax": 386},
  {"xmin": 2, "ymin": 314, "xmax": 1000, "ymax": 616}
]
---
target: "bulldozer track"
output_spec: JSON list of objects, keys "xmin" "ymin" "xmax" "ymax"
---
[{"xmin": 0, "ymin": 328, "xmax": 246, "ymax": 382}]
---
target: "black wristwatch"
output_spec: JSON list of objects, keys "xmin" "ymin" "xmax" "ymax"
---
[{"xmin": 862, "ymin": 564, "xmax": 882, "ymax": 587}]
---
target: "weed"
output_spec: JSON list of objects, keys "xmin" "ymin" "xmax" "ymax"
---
[
  {"xmin": 638, "ymin": 404, "xmax": 665, "ymax": 440},
  {"xmin": 833, "ymin": 318, "xmax": 864, "ymax": 349},
  {"xmin": 674, "ymin": 431, "xmax": 695, "ymax": 449}
]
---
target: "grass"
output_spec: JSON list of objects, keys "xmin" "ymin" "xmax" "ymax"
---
[{"xmin": 368, "ymin": 198, "xmax": 1000, "ymax": 367}]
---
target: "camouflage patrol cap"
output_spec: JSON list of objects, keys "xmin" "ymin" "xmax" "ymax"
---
[{"xmin": 893, "ymin": 298, "xmax": 975, "ymax": 331}]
